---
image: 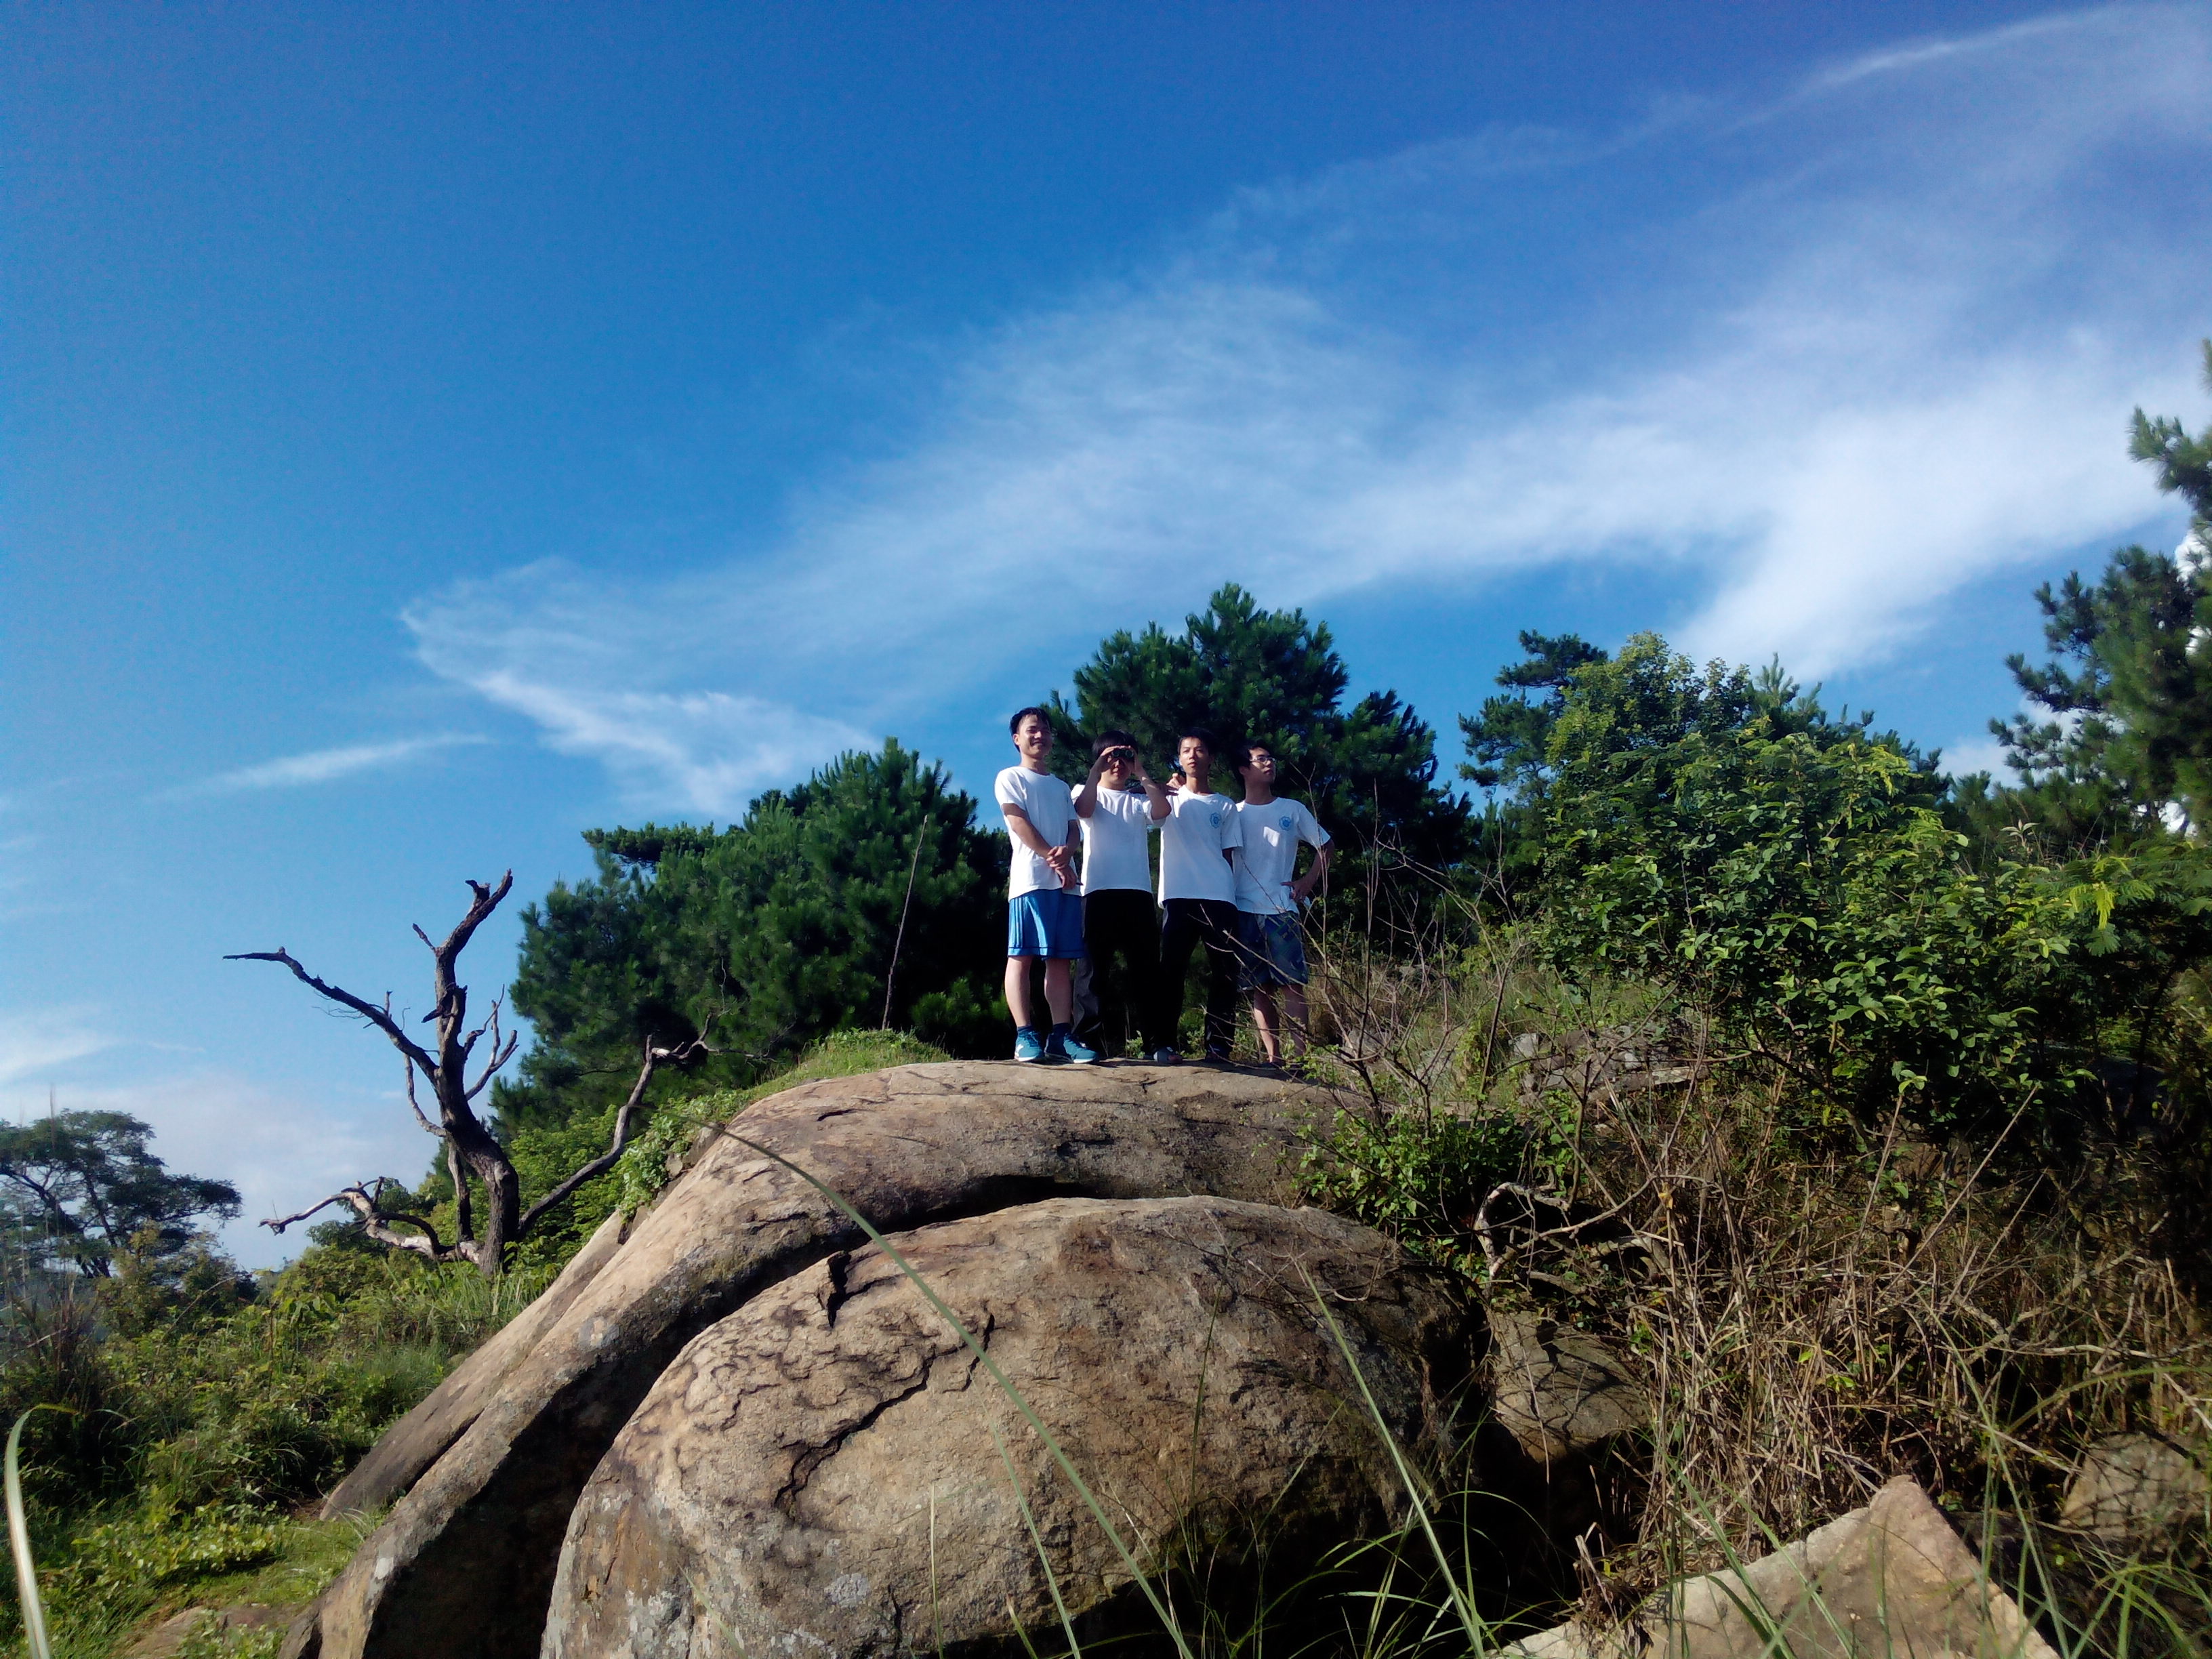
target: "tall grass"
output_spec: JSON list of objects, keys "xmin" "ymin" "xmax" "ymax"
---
[{"xmin": 1292, "ymin": 912, "xmax": 2212, "ymax": 1656}]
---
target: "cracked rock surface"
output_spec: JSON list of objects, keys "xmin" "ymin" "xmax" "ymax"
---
[
  {"xmin": 299, "ymin": 1063, "xmax": 1348, "ymax": 1659},
  {"xmin": 544, "ymin": 1195, "xmax": 1464, "ymax": 1659}
]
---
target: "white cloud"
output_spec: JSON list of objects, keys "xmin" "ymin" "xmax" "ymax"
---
[
  {"xmin": 1938, "ymin": 735, "xmax": 2012, "ymax": 782},
  {"xmin": 0, "ymin": 1006, "xmax": 114, "ymax": 1089},
  {"xmin": 0, "ymin": 1070, "xmax": 436, "ymax": 1270},
  {"xmin": 176, "ymin": 733, "xmax": 488, "ymax": 798},
  {"xmin": 406, "ymin": 5, "xmax": 2211, "ymax": 809}
]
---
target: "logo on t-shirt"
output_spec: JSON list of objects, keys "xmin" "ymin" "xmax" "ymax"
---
[
  {"xmin": 1208, "ymin": 812, "xmax": 1220, "ymax": 827},
  {"xmin": 1278, "ymin": 815, "xmax": 1294, "ymax": 830}
]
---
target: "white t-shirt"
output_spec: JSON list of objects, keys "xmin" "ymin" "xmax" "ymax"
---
[
  {"xmin": 1080, "ymin": 788, "xmax": 1158, "ymax": 895},
  {"xmin": 994, "ymin": 765, "xmax": 1078, "ymax": 898},
  {"xmin": 1233, "ymin": 797, "xmax": 1330, "ymax": 914},
  {"xmin": 1157, "ymin": 789, "xmax": 1242, "ymax": 904}
]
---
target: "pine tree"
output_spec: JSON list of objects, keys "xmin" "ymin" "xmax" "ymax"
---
[
  {"xmin": 1976, "ymin": 342, "xmax": 2212, "ymax": 846},
  {"xmin": 1043, "ymin": 585, "xmax": 1469, "ymax": 869},
  {"xmin": 498, "ymin": 741, "xmax": 1004, "ymax": 1130}
]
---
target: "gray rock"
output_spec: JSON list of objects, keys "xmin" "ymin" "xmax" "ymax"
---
[
  {"xmin": 321, "ymin": 1207, "xmax": 632, "ymax": 1520},
  {"xmin": 2061, "ymin": 1432, "xmax": 2209, "ymax": 1542},
  {"xmin": 308, "ymin": 1062, "xmax": 1345, "ymax": 1659},
  {"xmin": 1487, "ymin": 1311, "xmax": 1647, "ymax": 1462},
  {"xmin": 1510, "ymin": 1477, "xmax": 2056, "ymax": 1659},
  {"xmin": 543, "ymin": 1194, "xmax": 1464, "ymax": 1659}
]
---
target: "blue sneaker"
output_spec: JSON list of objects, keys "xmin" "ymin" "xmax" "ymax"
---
[
  {"xmin": 1047, "ymin": 1028, "xmax": 1099, "ymax": 1066},
  {"xmin": 1013, "ymin": 1028, "xmax": 1045, "ymax": 1064}
]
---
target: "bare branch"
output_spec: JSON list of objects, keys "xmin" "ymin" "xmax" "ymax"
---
[
  {"xmin": 465, "ymin": 1030, "xmax": 520, "ymax": 1101},
  {"xmin": 437, "ymin": 872, "xmax": 514, "ymax": 966},
  {"xmin": 262, "ymin": 1178, "xmax": 467, "ymax": 1263},
  {"xmin": 518, "ymin": 1036, "xmax": 707, "ymax": 1236},
  {"xmin": 226, "ymin": 948, "xmax": 437, "ymax": 1074},
  {"xmin": 462, "ymin": 992, "xmax": 504, "ymax": 1057},
  {"xmin": 404, "ymin": 1062, "xmax": 444, "ymax": 1137},
  {"xmin": 260, "ymin": 1191, "xmax": 360, "ymax": 1233}
]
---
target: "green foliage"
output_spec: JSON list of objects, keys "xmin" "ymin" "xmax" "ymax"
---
[
  {"xmin": 1300, "ymin": 1103, "xmax": 1572, "ymax": 1279},
  {"xmin": 1457, "ymin": 630, "xmax": 1610, "ymax": 794},
  {"xmin": 1977, "ymin": 342, "xmax": 2212, "ymax": 847},
  {"xmin": 53, "ymin": 1506, "xmax": 282, "ymax": 1602},
  {"xmin": 0, "ymin": 1114, "xmax": 239, "ymax": 1279},
  {"xmin": 1044, "ymin": 583, "xmax": 1470, "ymax": 869},
  {"xmin": 1528, "ymin": 636, "xmax": 2093, "ymax": 1125},
  {"xmin": 499, "ymin": 740, "xmax": 1003, "ymax": 1129}
]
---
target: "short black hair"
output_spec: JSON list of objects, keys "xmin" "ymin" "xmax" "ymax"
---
[
  {"xmin": 1176, "ymin": 726, "xmax": 1220, "ymax": 757},
  {"xmin": 1235, "ymin": 739, "xmax": 1274, "ymax": 770},
  {"xmin": 1091, "ymin": 728, "xmax": 1139, "ymax": 758},
  {"xmin": 1008, "ymin": 706, "xmax": 1052, "ymax": 736}
]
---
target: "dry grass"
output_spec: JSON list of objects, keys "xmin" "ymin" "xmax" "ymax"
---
[{"xmin": 1291, "ymin": 885, "xmax": 2212, "ymax": 1645}]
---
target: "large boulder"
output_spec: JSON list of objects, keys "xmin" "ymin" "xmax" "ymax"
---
[
  {"xmin": 544, "ymin": 1194, "xmax": 1465, "ymax": 1659},
  {"xmin": 302, "ymin": 1063, "xmax": 1347, "ymax": 1659}
]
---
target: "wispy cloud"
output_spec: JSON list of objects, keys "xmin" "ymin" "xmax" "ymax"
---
[
  {"xmin": 406, "ymin": 5, "xmax": 2211, "ymax": 815},
  {"xmin": 175, "ymin": 733, "xmax": 488, "ymax": 798},
  {"xmin": 0, "ymin": 1007, "xmax": 115, "ymax": 1090}
]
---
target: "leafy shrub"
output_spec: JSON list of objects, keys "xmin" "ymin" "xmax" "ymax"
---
[
  {"xmin": 54, "ymin": 1503, "xmax": 282, "ymax": 1600},
  {"xmin": 1530, "ymin": 636, "xmax": 2212, "ymax": 1132},
  {"xmin": 1301, "ymin": 1098, "xmax": 1573, "ymax": 1278}
]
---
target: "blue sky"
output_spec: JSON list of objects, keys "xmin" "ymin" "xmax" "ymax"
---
[{"xmin": 5, "ymin": 3, "xmax": 2207, "ymax": 1265}]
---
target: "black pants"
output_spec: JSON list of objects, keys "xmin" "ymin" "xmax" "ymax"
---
[
  {"xmin": 1158, "ymin": 898, "xmax": 1242, "ymax": 1056},
  {"xmin": 1073, "ymin": 889, "xmax": 1162, "ymax": 1057}
]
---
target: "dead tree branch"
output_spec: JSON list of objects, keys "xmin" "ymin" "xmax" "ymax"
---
[
  {"xmin": 233, "ymin": 872, "xmax": 522, "ymax": 1279},
  {"xmin": 261, "ymin": 1177, "xmax": 468, "ymax": 1263},
  {"xmin": 518, "ymin": 1036, "xmax": 708, "ymax": 1235}
]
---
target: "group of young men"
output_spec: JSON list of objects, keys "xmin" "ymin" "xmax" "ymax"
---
[{"xmin": 994, "ymin": 707, "xmax": 1331, "ymax": 1067}]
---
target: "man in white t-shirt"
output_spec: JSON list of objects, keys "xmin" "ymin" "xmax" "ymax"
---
[
  {"xmin": 1071, "ymin": 727, "xmax": 1170, "ymax": 1059},
  {"xmin": 1231, "ymin": 741, "xmax": 1332, "ymax": 1066},
  {"xmin": 1155, "ymin": 727, "xmax": 1244, "ymax": 1063},
  {"xmin": 993, "ymin": 708, "xmax": 1096, "ymax": 1065}
]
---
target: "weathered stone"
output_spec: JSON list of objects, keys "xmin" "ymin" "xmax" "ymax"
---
[
  {"xmin": 1511, "ymin": 1477, "xmax": 2057, "ymax": 1659},
  {"xmin": 321, "ymin": 1207, "xmax": 632, "ymax": 1520},
  {"xmin": 1487, "ymin": 1311, "xmax": 1647, "ymax": 1462},
  {"xmin": 544, "ymin": 1193, "xmax": 1464, "ymax": 1659},
  {"xmin": 2061, "ymin": 1432, "xmax": 2209, "ymax": 1542},
  {"xmin": 309, "ymin": 1062, "xmax": 1344, "ymax": 1659}
]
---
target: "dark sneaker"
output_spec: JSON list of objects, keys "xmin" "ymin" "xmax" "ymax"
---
[
  {"xmin": 1013, "ymin": 1029, "xmax": 1045, "ymax": 1064},
  {"xmin": 1146, "ymin": 1047, "xmax": 1181, "ymax": 1065},
  {"xmin": 1048, "ymin": 1030, "xmax": 1099, "ymax": 1066},
  {"xmin": 1204, "ymin": 1046, "xmax": 1235, "ymax": 1065}
]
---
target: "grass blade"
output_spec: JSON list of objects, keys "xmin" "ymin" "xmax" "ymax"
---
[
  {"xmin": 988, "ymin": 1414, "xmax": 1084, "ymax": 1659},
  {"xmin": 6, "ymin": 1407, "xmax": 64, "ymax": 1659},
  {"xmin": 1300, "ymin": 1267, "xmax": 1490, "ymax": 1655}
]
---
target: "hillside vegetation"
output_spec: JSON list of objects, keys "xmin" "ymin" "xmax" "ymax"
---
[{"xmin": 3, "ymin": 349, "xmax": 2211, "ymax": 1656}]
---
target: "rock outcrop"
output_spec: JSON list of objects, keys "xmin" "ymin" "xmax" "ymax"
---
[
  {"xmin": 1486, "ymin": 1311, "xmax": 1647, "ymax": 1464},
  {"xmin": 544, "ymin": 1195, "xmax": 1463, "ymax": 1659},
  {"xmin": 2061, "ymin": 1432, "xmax": 2209, "ymax": 1543},
  {"xmin": 298, "ymin": 1063, "xmax": 1350, "ymax": 1659},
  {"xmin": 1510, "ymin": 1477, "xmax": 2057, "ymax": 1659}
]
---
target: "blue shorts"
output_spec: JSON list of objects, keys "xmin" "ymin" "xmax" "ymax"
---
[
  {"xmin": 1008, "ymin": 889, "xmax": 1086, "ymax": 959},
  {"xmin": 1235, "ymin": 911, "xmax": 1309, "ymax": 989}
]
